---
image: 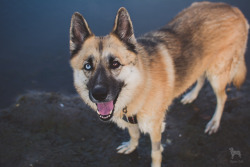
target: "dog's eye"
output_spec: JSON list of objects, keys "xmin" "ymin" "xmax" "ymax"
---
[
  {"xmin": 84, "ymin": 63, "xmax": 93, "ymax": 71},
  {"xmin": 110, "ymin": 61, "xmax": 121, "ymax": 69}
]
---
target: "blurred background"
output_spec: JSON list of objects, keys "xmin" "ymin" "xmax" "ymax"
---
[{"xmin": 0, "ymin": 0, "xmax": 249, "ymax": 109}]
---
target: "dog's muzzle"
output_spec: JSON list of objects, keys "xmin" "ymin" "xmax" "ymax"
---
[{"xmin": 90, "ymin": 85, "xmax": 116, "ymax": 121}]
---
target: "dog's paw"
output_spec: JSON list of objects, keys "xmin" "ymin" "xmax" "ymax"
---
[
  {"xmin": 204, "ymin": 119, "xmax": 220, "ymax": 135},
  {"xmin": 181, "ymin": 92, "xmax": 197, "ymax": 104},
  {"xmin": 116, "ymin": 141, "xmax": 138, "ymax": 154}
]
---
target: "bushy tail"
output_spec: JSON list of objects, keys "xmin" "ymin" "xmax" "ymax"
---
[
  {"xmin": 232, "ymin": 59, "xmax": 247, "ymax": 89},
  {"xmin": 232, "ymin": 15, "xmax": 249, "ymax": 89}
]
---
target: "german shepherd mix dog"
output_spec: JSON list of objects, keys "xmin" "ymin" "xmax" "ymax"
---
[{"xmin": 69, "ymin": 2, "xmax": 248, "ymax": 166}]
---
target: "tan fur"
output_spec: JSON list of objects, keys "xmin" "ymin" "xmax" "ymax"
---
[{"xmin": 69, "ymin": 2, "xmax": 248, "ymax": 167}]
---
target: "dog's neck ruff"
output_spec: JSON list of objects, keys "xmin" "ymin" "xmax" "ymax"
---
[{"xmin": 122, "ymin": 106, "xmax": 137, "ymax": 124}]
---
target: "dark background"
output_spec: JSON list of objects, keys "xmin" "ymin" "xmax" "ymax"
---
[{"xmin": 0, "ymin": 0, "xmax": 249, "ymax": 109}]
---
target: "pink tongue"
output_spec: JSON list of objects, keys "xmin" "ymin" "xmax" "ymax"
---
[{"xmin": 97, "ymin": 101, "xmax": 114, "ymax": 116}]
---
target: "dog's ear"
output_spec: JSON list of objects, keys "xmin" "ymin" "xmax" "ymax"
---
[
  {"xmin": 111, "ymin": 7, "xmax": 136, "ymax": 44},
  {"xmin": 70, "ymin": 12, "xmax": 93, "ymax": 55}
]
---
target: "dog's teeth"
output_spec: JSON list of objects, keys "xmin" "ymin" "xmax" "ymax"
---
[{"xmin": 99, "ymin": 114, "xmax": 112, "ymax": 120}]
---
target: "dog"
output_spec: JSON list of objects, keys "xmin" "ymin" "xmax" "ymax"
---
[
  {"xmin": 229, "ymin": 147, "xmax": 242, "ymax": 159},
  {"xmin": 69, "ymin": 2, "xmax": 248, "ymax": 167}
]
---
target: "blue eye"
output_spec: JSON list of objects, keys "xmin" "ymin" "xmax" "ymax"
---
[{"xmin": 84, "ymin": 63, "xmax": 93, "ymax": 71}]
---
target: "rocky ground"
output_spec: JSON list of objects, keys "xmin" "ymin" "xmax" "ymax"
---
[{"xmin": 0, "ymin": 80, "xmax": 250, "ymax": 167}]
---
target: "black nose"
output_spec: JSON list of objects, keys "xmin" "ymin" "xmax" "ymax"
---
[{"xmin": 91, "ymin": 85, "xmax": 108, "ymax": 101}]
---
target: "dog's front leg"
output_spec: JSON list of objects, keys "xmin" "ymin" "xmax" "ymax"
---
[
  {"xmin": 117, "ymin": 124, "xmax": 140, "ymax": 154},
  {"xmin": 150, "ymin": 126, "xmax": 163, "ymax": 167}
]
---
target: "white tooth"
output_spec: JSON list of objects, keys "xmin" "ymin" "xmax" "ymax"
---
[
  {"xmin": 97, "ymin": 110, "xmax": 100, "ymax": 114},
  {"xmin": 109, "ymin": 110, "xmax": 112, "ymax": 114}
]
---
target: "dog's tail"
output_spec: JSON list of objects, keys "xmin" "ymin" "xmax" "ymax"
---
[
  {"xmin": 232, "ymin": 57, "xmax": 247, "ymax": 89},
  {"xmin": 231, "ymin": 8, "xmax": 249, "ymax": 89}
]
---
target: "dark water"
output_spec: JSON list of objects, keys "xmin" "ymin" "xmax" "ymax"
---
[{"xmin": 0, "ymin": 0, "xmax": 250, "ymax": 108}]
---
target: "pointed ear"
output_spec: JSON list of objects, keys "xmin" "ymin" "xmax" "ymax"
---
[
  {"xmin": 111, "ymin": 7, "xmax": 135, "ymax": 43},
  {"xmin": 70, "ymin": 12, "xmax": 93, "ymax": 56}
]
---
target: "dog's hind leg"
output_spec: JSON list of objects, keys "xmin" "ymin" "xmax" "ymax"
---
[
  {"xmin": 205, "ymin": 74, "xmax": 228, "ymax": 135},
  {"xmin": 181, "ymin": 75, "xmax": 205, "ymax": 104},
  {"xmin": 117, "ymin": 124, "xmax": 140, "ymax": 154}
]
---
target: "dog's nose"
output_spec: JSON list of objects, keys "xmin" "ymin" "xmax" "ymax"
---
[{"xmin": 91, "ymin": 85, "xmax": 108, "ymax": 101}]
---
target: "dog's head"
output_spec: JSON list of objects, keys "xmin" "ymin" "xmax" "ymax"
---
[{"xmin": 69, "ymin": 8, "xmax": 141, "ymax": 121}]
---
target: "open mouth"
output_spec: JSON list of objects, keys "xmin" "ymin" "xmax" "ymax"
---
[{"xmin": 96, "ymin": 101, "xmax": 114, "ymax": 121}]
